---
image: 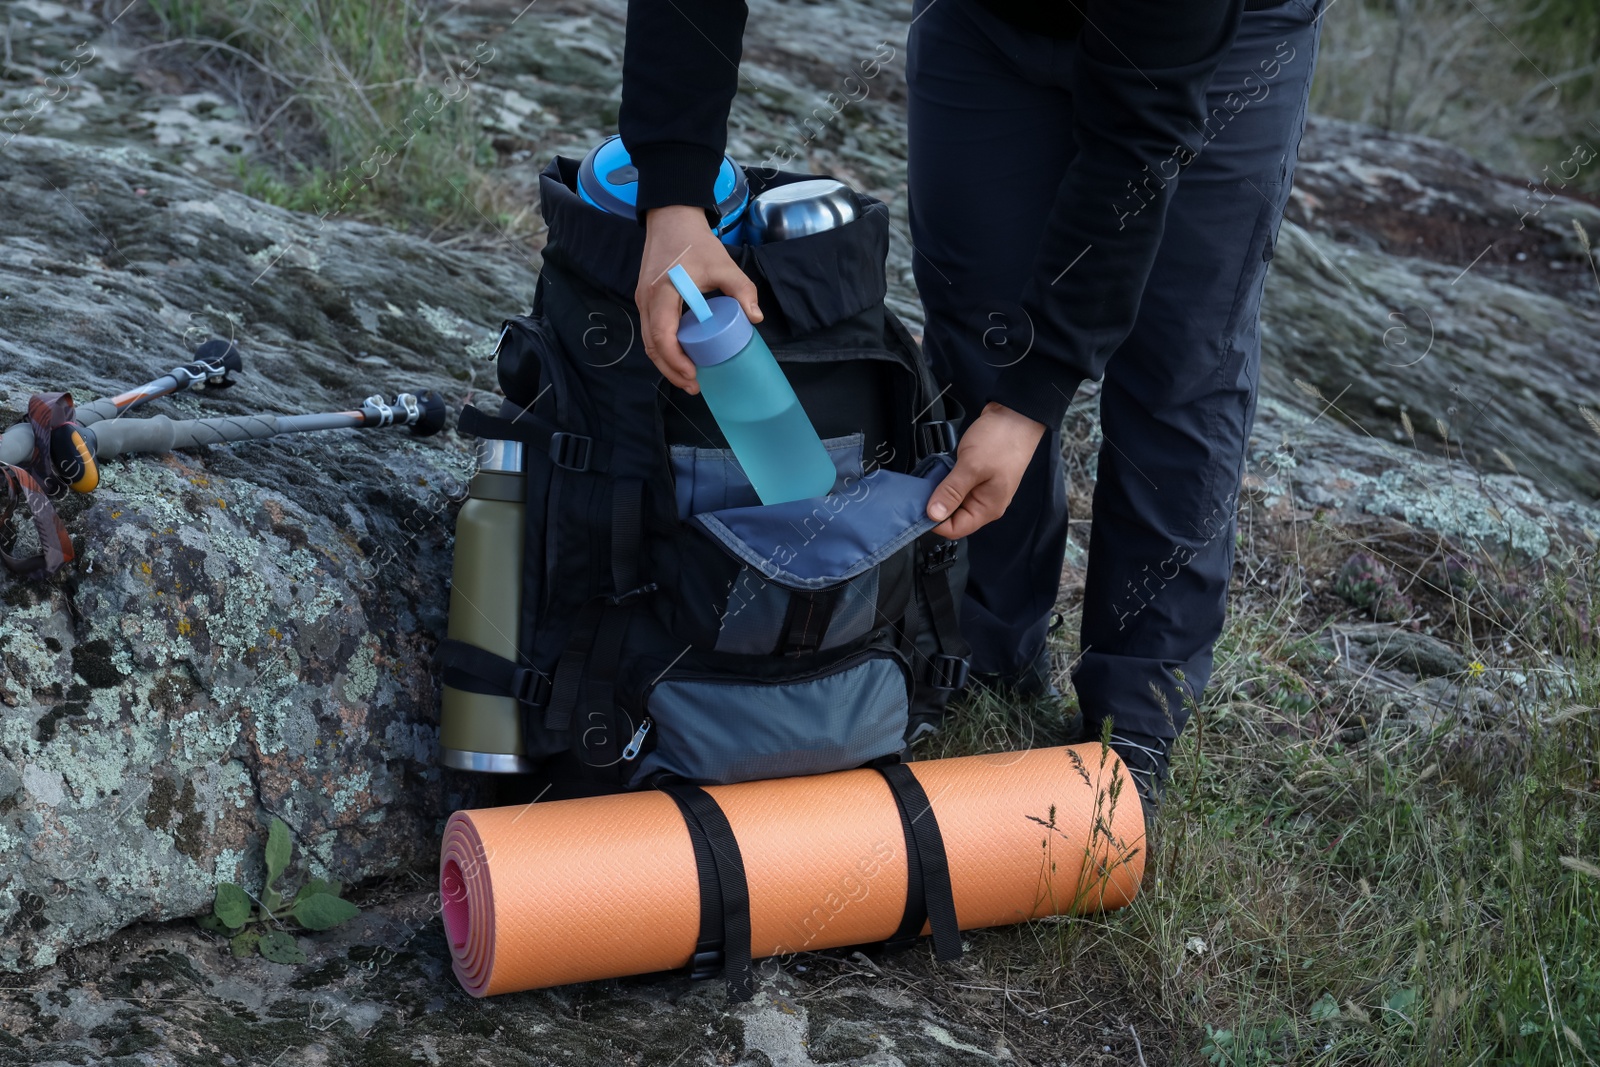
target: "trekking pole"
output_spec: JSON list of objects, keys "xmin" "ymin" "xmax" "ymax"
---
[
  {"xmin": 50, "ymin": 391, "xmax": 448, "ymax": 493},
  {"xmin": 0, "ymin": 339, "xmax": 241, "ymax": 469}
]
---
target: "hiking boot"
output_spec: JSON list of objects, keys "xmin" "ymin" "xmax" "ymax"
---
[
  {"xmin": 1108, "ymin": 731, "xmax": 1170, "ymax": 808},
  {"xmin": 1104, "ymin": 732, "xmax": 1167, "ymax": 877}
]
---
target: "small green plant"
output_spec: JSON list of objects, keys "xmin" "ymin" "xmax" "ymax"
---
[
  {"xmin": 1335, "ymin": 551, "xmax": 1413, "ymax": 622},
  {"xmin": 1201, "ymin": 1020, "xmax": 1288, "ymax": 1066},
  {"xmin": 197, "ymin": 816, "xmax": 359, "ymax": 963}
]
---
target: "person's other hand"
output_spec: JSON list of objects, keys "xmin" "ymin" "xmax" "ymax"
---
[
  {"xmin": 927, "ymin": 402, "xmax": 1047, "ymax": 538},
  {"xmin": 636, "ymin": 205, "xmax": 763, "ymax": 394}
]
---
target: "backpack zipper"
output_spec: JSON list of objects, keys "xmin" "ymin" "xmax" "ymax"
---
[
  {"xmin": 642, "ymin": 643, "xmax": 913, "ymax": 701},
  {"xmin": 621, "ymin": 716, "xmax": 652, "ymax": 761}
]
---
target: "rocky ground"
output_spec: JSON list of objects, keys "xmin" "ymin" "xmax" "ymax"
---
[
  {"xmin": 0, "ymin": 125, "xmax": 522, "ymax": 976},
  {"xmin": 1, "ymin": 0, "xmax": 1597, "ymax": 1063},
  {"xmin": 5, "ymin": 881, "xmax": 1113, "ymax": 1067}
]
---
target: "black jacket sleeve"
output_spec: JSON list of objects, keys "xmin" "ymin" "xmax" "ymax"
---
[
  {"xmin": 985, "ymin": 0, "xmax": 1245, "ymax": 428},
  {"xmin": 619, "ymin": 0, "xmax": 1244, "ymax": 427},
  {"xmin": 618, "ymin": 0, "xmax": 749, "ymax": 220}
]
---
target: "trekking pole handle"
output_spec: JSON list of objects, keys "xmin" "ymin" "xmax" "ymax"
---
[
  {"xmin": 50, "ymin": 390, "xmax": 448, "ymax": 491},
  {"xmin": 151, "ymin": 340, "xmax": 242, "ymax": 395}
]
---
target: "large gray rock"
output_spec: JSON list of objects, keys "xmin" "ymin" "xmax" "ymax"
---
[
  {"xmin": 1263, "ymin": 117, "xmax": 1600, "ymax": 499},
  {"xmin": 0, "ymin": 132, "xmax": 530, "ymax": 971}
]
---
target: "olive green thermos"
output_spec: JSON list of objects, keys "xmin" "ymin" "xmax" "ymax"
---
[{"xmin": 439, "ymin": 438, "xmax": 535, "ymax": 773}]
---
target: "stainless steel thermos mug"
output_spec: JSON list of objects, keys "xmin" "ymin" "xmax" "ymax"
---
[{"xmin": 439, "ymin": 437, "xmax": 534, "ymax": 773}]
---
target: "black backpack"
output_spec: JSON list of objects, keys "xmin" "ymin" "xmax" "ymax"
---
[{"xmin": 441, "ymin": 157, "xmax": 970, "ymax": 798}]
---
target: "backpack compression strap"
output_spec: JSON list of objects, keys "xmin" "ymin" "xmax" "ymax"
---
[
  {"xmin": 917, "ymin": 536, "xmax": 973, "ymax": 694},
  {"xmin": 541, "ymin": 477, "xmax": 648, "ymax": 745},
  {"xmin": 456, "ymin": 404, "xmax": 612, "ymax": 474},
  {"xmin": 904, "ymin": 347, "xmax": 970, "ymax": 693},
  {"xmin": 437, "ymin": 639, "xmax": 551, "ymax": 707}
]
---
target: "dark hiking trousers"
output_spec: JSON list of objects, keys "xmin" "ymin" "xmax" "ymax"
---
[{"xmin": 908, "ymin": 0, "xmax": 1324, "ymax": 744}]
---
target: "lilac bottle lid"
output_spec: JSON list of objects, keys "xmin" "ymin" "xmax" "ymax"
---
[{"xmin": 669, "ymin": 265, "xmax": 752, "ymax": 368}]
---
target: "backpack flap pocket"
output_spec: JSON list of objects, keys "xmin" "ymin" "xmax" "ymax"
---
[
  {"xmin": 692, "ymin": 453, "xmax": 954, "ymax": 590},
  {"xmin": 658, "ymin": 452, "xmax": 950, "ymax": 653},
  {"xmin": 629, "ymin": 646, "xmax": 912, "ymax": 787},
  {"xmin": 669, "ymin": 433, "xmax": 866, "ymax": 519}
]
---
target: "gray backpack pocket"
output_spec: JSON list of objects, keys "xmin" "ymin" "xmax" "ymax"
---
[{"xmin": 628, "ymin": 646, "xmax": 911, "ymax": 787}]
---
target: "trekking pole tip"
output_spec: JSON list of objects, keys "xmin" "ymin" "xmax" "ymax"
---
[
  {"xmin": 193, "ymin": 338, "xmax": 241, "ymax": 371},
  {"xmin": 187, "ymin": 338, "xmax": 242, "ymax": 389}
]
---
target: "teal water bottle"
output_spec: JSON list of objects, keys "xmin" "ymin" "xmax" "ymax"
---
[{"xmin": 668, "ymin": 265, "xmax": 836, "ymax": 505}]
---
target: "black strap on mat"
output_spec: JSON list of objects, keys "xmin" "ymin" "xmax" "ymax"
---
[
  {"xmin": 876, "ymin": 763, "xmax": 962, "ymax": 961},
  {"xmin": 660, "ymin": 783, "xmax": 755, "ymax": 1002}
]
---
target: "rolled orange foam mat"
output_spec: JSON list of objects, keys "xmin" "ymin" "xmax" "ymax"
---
[{"xmin": 440, "ymin": 743, "xmax": 1145, "ymax": 998}]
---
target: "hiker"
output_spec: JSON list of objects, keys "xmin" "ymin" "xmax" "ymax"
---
[{"xmin": 619, "ymin": 0, "xmax": 1324, "ymax": 804}]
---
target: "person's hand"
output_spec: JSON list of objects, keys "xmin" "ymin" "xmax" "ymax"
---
[
  {"xmin": 927, "ymin": 402, "xmax": 1047, "ymax": 538},
  {"xmin": 636, "ymin": 204, "xmax": 763, "ymax": 395}
]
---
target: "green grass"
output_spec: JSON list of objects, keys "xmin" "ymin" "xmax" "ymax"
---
[
  {"xmin": 1127, "ymin": 620, "xmax": 1598, "ymax": 1063},
  {"xmin": 144, "ymin": 0, "xmax": 511, "ymax": 232},
  {"xmin": 934, "ymin": 474, "xmax": 1600, "ymax": 1063}
]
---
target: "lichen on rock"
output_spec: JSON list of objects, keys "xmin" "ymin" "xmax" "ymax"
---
[{"xmin": 0, "ymin": 129, "xmax": 518, "ymax": 972}]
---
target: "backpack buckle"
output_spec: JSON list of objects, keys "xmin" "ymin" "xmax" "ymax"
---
[
  {"xmin": 508, "ymin": 665, "xmax": 551, "ymax": 707},
  {"xmin": 548, "ymin": 432, "xmax": 593, "ymax": 471},
  {"xmin": 922, "ymin": 539, "xmax": 959, "ymax": 574},
  {"xmin": 916, "ymin": 420, "xmax": 958, "ymax": 459},
  {"xmin": 928, "ymin": 654, "xmax": 970, "ymax": 692},
  {"xmin": 687, "ymin": 946, "xmax": 724, "ymax": 981}
]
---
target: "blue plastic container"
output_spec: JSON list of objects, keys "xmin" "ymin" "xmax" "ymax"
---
[
  {"xmin": 578, "ymin": 135, "xmax": 749, "ymax": 245},
  {"xmin": 668, "ymin": 266, "xmax": 836, "ymax": 505}
]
